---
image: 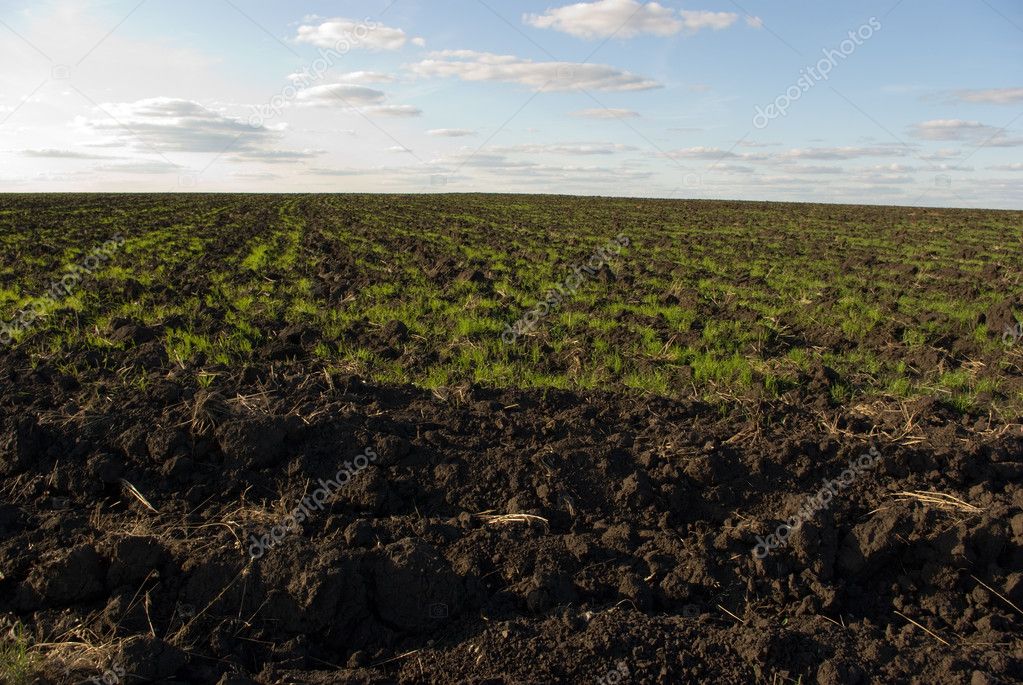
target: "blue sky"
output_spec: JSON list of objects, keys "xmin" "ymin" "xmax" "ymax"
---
[{"xmin": 1, "ymin": 0, "xmax": 1021, "ymax": 207}]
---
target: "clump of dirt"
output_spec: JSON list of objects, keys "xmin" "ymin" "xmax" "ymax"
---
[
  {"xmin": 983, "ymin": 297, "xmax": 1022, "ymax": 334},
  {"xmin": 108, "ymin": 318, "xmax": 159, "ymax": 346}
]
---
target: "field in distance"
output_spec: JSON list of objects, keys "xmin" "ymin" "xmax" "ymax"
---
[{"xmin": 1, "ymin": 193, "xmax": 1021, "ymax": 416}]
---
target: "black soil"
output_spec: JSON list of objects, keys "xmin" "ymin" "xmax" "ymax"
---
[{"xmin": 2, "ymin": 353, "xmax": 1022, "ymax": 683}]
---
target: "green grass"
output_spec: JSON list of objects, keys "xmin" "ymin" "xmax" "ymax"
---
[
  {"xmin": 241, "ymin": 242, "xmax": 272, "ymax": 271},
  {"xmin": 0, "ymin": 623, "xmax": 37, "ymax": 685},
  {"xmin": 2, "ymin": 194, "xmax": 1021, "ymax": 416}
]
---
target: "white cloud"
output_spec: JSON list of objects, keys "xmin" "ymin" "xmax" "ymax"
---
[
  {"xmin": 231, "ymin": 171, "xmax": 282, "ymax": 180},
  {"xmin": 369, "ymin": 105, "xmax": 422, "ymax": 117},
  {"xmin": 335, "ymin": 71, "xmax": 398, "ymax": 84},
  {"xmin": 296, "ymin": 85, "xmax": 387, "ymax": 107},
  {"xmin": 662, "ymin": 144, "xmax": 912, "ymax": 165},
  {"xmin": 20, "ymin": 149, "xmax": 116, "ymax": 160},
  {"xmin": 570, "ymin": 108, "xmax": 640, "ymax": 119},
  {"xmin": 492, "ymin": 142, "xmax": 637, "ymax": 155},
  {"xmin": 411, "ymin": 50, "xmax": 660, "ymax": 92},
  {"xmin": 307, "ymin": 167, "xmax": 361, "ymax": 177},
  {"xmin": 441, "ymin": 152, "xmax": 536, "ymax": 170},
  {"xmin": 94, "ymin": 160, "xmax": 182, "ymax": 174},
  {"xmin": 295, "ymin": 18, "xmax": 421, "ymax": 51},
  {"xmin": 789, "ymin": 165, "xmax": 847, "ymax": 174},
  {"xmin": 230, "ymin": 149, "xmax": 324, "ymax": 164},
  {"xmin": 679, "ymin": 10, "xmax": 740, "ymax": 32},
  {"xmin": 664, "ymin": 146, "xmax": 741, "ymax": 160},
  {"xmin": 777, "ymin": 164, "xmax": 846, "ymax": 175},
  {"xmin": 989, "ymin": 163, "xmax": 1023, "ymax": 171},
  {"xmin": 919, "ymin": 148, "xmax": 961, "ymax": 160},
  {"xmin": 308, "ymin": 128, "xmax": 358, "ymax": 136},
  {"xmin": 714, "ymin": 164, "xmax": 755, "ymax": 174},
  {"xmin": 524, "ymin": 0, "xmax": 739, "ymax": 39},
  {"xmin": 434, "ymin": 150, "xmax": 652, "ymax": 183},
  {"xmin": 293, "ymin": 85, "xmax": 421, "ymax": 116},
  {"xmin": 288, "ymin": 70, "xmax": 396, "ymax": 85},
  {"xmin": 952, "ymin": 88, "xmax": 1023, "ymax": 104},
  {"xmin": 911, "ymin": 119, "xmax": 990, "ymax": 140},
  {"xmin": 525, "ymin": 0, "xmax": 680, "ymax": 38},
  {"xmin": 868, "ymin": 163, "xmax": 918, "ymax": 173},
  {"xmin": 79, "ymin": 98, "xmax": 278, "ymax": 153},
  {"xmin": 428, "ymin": 129, "xmax": 477, "ymax": 137},
  {"xmin": 852, "ymin": 171, "xmax": 914, "ymax": 185},
  {"xmin": 983, "ymin": 137, "xmax": 1023, "ymax": 148},
  {"xmin": 910, "ymin": 119, "xmax": 1023, "ymax": 146},
  {"xmin": 745, "ymin": 16, "xmax": 764, "ymax": 29},
  {"xmin": 779, "ymin": 145, "xmax": 910, "ymax": 160}
]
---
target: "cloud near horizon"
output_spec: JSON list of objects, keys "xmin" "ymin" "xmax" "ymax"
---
[{"xmin": 78, "ymin": 98, "xmax": 279, "ymax": 153}]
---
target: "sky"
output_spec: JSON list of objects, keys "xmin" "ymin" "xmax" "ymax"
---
[{"xmin": 0, "ymin": 0, "xmax": 1021, "ymax": 208}]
